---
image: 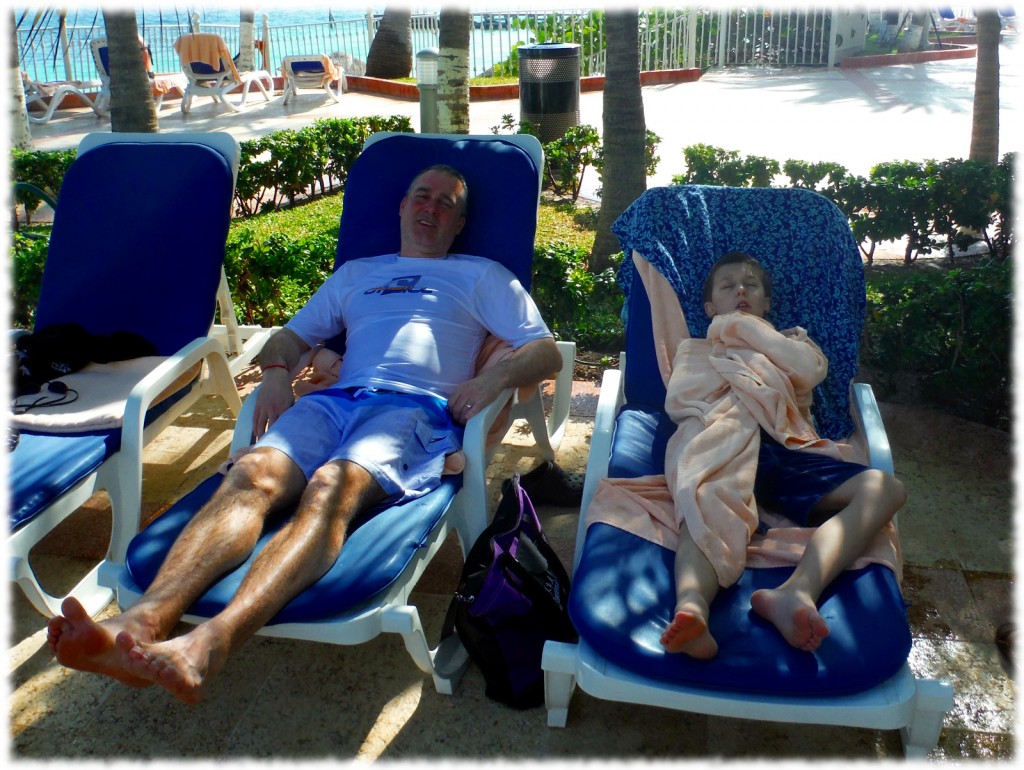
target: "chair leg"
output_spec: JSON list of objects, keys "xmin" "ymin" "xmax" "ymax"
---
[
  {"xmin": 542, "ymin": 640, "xmax": 579, "ymax": 727},
  {"xmin": 900, "ymin": 678, "xmax": 954, "ymax": 757}
]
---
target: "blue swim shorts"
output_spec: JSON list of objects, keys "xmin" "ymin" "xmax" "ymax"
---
[
  {"xmin": 254, "ymin": 387, "xmax": 462, "ymax": 504},
  {"xmin": 754, "ymin": 430, "xmax": 868, "ymax": 526}
]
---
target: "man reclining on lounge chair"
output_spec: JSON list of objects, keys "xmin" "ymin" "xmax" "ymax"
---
[{"xmin": 47, "ymin": 164, "xmax": 562, "ymax": 704}]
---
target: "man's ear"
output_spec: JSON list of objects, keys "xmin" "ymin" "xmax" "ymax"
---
[{"xmin": 455, "ymin": 215, "xmax": 466, "ymax": 234}]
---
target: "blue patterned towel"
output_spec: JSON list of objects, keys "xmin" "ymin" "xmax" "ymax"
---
[{"xmin": 611, "ymin": 185, "xmax": 865, "ymax": 440}]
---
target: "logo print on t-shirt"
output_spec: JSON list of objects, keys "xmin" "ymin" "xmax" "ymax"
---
[{"xmin": 364, "ymin": 275, "xmax": 435, "ymax": 296}]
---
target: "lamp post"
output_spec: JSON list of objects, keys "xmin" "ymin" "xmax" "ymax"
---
[{"xmin": 416, "ymin": 48, "xmax": 439, "ymax": 134}]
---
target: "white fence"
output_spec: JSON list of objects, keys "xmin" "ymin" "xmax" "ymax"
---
[{"xmin": 18, "ymin": 7, "xmax": 847, "ymax": 87}]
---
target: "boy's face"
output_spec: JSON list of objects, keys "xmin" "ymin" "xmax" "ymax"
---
[{"xmin": 704, "ymin": 263, "xmax": 771, "ymax": 319}]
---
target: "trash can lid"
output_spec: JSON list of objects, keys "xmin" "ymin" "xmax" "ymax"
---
[{"xmin": 518, "ymin": 42, "xmax": 580, "ymax": 58}]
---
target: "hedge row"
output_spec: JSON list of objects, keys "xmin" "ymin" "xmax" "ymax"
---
[
  {"xmin": 9, "ymin": 115, "xmax": 413, "ymax": 222},
  {"xmin": 675, "ymin": 144, "xmax": 1016, "ymax": 263}
]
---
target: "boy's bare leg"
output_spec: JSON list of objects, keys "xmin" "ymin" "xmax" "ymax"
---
[
  {"xmin": 751, "ymin": 469, "xmax": 905, "ymax": 652},
  {"xmin": 661, "ymin": 522, "xmax": 721, "ymax": 659},
  {"xmin": 47, "ymin": 448, "xmax": 306, "ymax": 687},
  {"xmin": 120, "ymin": 459, "xmax": 387, "ymax": 704}
]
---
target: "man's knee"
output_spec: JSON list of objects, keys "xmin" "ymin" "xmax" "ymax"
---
[
  {"xmin": 226, "ymin": 448, "xmax": 303, "ymax": 503},
  {"xmin": 303, "ymin": 460, "xmax": 386, "ymax": 514}
]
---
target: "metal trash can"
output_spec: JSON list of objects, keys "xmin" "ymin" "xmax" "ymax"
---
[{"xmin": 518, "ymin": 43, "xmax": 580, "ymax": 143}]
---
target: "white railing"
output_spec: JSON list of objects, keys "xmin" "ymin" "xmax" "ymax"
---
[{"xmin": 16, "ymin": 7, "xmax": 836, "ymax": 87}]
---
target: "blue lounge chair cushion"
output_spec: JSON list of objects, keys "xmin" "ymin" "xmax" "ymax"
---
[
  {"xmin": 580, "ymin": 406, "xmax": 912, "ymax": 695},
  {"xmin": 570, "ymin": 523, "xmax": 911, "ymax": 696},
  {"xmin": 291, "ymin": 59, "xmax": 327, "ymax": 74},
  {"xmin": 8, "ymin": 430, "xmax": 118, "ymax": 530},
  {"xmin": 124, "ymin": 474, "xmax": 462, "ymax": 624}
]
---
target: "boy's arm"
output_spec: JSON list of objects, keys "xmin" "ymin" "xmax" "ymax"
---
[{"xmin": 713, "ymin": 314, "xmax": 828, "ymax": 392}]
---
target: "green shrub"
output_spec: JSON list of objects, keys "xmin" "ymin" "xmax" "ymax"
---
[
  {"xmin": 10, "ymin": 147, "xmax": 75, "ymax": 224},
  {"xmin": 530, "ymin": 240, "xmax": 623, "ymax": 350},
  {"xmin": 10, "ymin": 231, "xmax": 49, "ymax": 327},
  {"xmin": 862, "ymin": 259, "xmax": 1010, "ymax": 430}
]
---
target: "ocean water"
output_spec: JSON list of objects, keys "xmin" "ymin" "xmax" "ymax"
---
[{"xmin": 18, "ymin": 6, "xmax": 533, "ymax": 81}]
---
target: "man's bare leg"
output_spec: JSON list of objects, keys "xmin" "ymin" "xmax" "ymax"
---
[
  {"xmin": 661, "ymin": 522, "xmax": 721, "ymax": 659},
  {"xmin": 121, "ymin": 459, "xmax": 387, "ymax": 703},
  {"xmin": 48, "ymin": 447, "xmax": 305, "ymax": 686},
  {"xmin": 751, "ymin": 469, "xmax": 906, "ymax": 652}
]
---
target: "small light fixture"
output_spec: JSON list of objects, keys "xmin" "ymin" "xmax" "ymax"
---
[
  {"xmin": 416, "ymin": 48, "xmax": 439, "ymax": 87},
  {"xmin": 416, "ymin": 48, "xmax": 439, "ymax": 133}
]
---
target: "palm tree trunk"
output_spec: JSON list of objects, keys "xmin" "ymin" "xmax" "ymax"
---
[
  {"xmin": 8, "ymin": 11, "xmax": 32, "ymax": 149},
  {"xmin": 102, "ymin": 9, "xmax": 158, "ymax": 133},
  {"xmin": 969, "ymin": 10, "xmax": 1000, "ymax": 163},
  {"xmin": 365, "ymin": 7, "xmax": 412, "ymax": 78},
  {"xmin": 238, "ymin": 9, "xmax": 256, "ymax": 72},
  {"xmin": 590, "ymin": 9, "xmax": 646, "ymax": 272},
  {"xmin": 438, "ymin": 8, "xmax": 470, "ymax": 134}
]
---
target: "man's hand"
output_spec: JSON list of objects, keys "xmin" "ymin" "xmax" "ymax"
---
[
  {"xmin": 252, "ymin": 369, "xmax": 296, "ymax": 439},
  {"xmin": 448, "ymin": 337, "xmax": 562, "ymax": 425},
  {"xmin": 448, "ymin": 371, "xmax": 505, "ymax": 425}
]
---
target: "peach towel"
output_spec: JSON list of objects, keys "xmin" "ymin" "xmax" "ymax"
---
[{"xmin": 174, "ymin": 33, "xmax": 242, "ymax": 82}]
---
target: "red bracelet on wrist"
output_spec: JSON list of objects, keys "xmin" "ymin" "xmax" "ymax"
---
[{"xmin": 261, "ymin": 363, "xmax": 289, "ymax": 374}]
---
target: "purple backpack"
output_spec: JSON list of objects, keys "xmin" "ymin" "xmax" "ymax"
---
[{"xmin": 441, "ymin": 474, "xmax": 577, "ymax": 708}]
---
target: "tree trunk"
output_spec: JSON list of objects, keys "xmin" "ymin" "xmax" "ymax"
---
[
  {"xmin": 8, "ymin": 11, "xmax": 32, "ymax": 150},
  {"xmin": 590, "ymin": 9, "xmax": 646, "ymax": 272},
  {"xmin": 102, "ymin": 9, "xmax": 158, "ymax": 133},
  {"xmin": 238, "ymin": 9, "xmax": 256, "ymax": 72},
  {"xmin": 438, "ymin": 8, "xmax": 471, "ymax": 134},
  {"xmin": 365, "ymin": 7, "xmax": 412, "ymax": 78},
  {"xmin": 969, "ymin": 10, "xmax": 1000, "ymax": 163}
]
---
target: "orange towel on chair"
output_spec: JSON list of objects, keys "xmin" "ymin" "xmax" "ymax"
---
[{"xmin": 175, "ymin": 33, "xmax": 235, "ymax": 72}]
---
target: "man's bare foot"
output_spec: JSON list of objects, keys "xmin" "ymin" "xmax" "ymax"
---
[
  {"xmin": 750, "ymin": 587, "xmax": 830, "ymax": 652},
  {"xmin": 660, "ymin": 609, "xmax": 718, "ymax": 659},
  {"xmin": 123, "ymin": 624, "xmax": 229, "ymax": 705},
  {"xmin": 46, "ymin": 597, "xmax": 156, "ymax": 688}
]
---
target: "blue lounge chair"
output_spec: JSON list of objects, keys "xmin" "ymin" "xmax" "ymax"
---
[
  {"xmin": 541, "ymin": 185, "xmax": 954, "ymax": 757},
  {"xmin": 8, "ymin": 133, "xmax": 254, "ymax": 619},
  {"xmin": 101, "ymin": 132, "xmax": 575, "ymax": 693}
]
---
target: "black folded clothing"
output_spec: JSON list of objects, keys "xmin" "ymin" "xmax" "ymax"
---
[{"xmin": 519, "ymin": 460, "xmax": 584, "ymax": 508}]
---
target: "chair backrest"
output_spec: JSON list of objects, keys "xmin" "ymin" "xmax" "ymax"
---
[
  {"xmin": 91, "ymin": 38, "xmax": 110, "ymax": 77},
  {"xmin": 34, "ymin": 133, "xmax": 239, "ymax": 356},
  {"xmin": 336, "ymin": 132, "xmax": 543, "ymax": 288},
  {"xmin": 175, "ymin": 33, "xmax": 233, "ymax": 76},
  {"xmin": 612, "ymin": 185, "xmax": 865, "ymax": 440}
]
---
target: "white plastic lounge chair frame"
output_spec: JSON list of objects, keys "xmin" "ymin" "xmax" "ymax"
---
[
  {"xmin": 22, "ymin": 72, "xmax": 104, "ymax": 123},
  {"xmin": 175, "ymin": 33, "xmax": 273, "ymax": 115},
  {"xmin": 90, "ymin": 38, "xmax": 188, "ymax": 114},
  {"xmin": 9, "ymin": 133, "xmax": 250, "ymax": 619},
  {"xmin": 541, "ymin": 187, "xmax": 954, "ymax": 758},
  {"xmin": 100, "ymin": 132, "xmax": 574, "ymax": 694},
  {"xmin": 281, "ymin": 55, "xmax": 344, "ymax": 105}
]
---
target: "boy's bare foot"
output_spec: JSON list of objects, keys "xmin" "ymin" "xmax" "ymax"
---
[
  {"xmin": 123, "ymin": 624, "xmax": 229, "ymax": 705},
  {"xmin": 750, "ymin": 587, "xmax": 830, "ymax": 652},
  {"xmin": 46, "ymin": 597, "xmax": 156, "ymax": 688},
  {"xmin": 660, "ymin": 609, "xmax": 719, "ymax": 659}
]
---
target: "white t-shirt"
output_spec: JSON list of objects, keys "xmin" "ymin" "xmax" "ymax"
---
[{"xmin": 285, "ymin": 253, "xmax": 553, "ymax": 398}]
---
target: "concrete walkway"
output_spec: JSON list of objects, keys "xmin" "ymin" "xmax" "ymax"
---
[{"xmin": 10, "ymin": 51, "xmax": 1016, "ymax": 760}]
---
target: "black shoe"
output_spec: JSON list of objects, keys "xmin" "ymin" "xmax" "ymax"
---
[
  {"xmin": 519, "ymin": 461, "xmax": 584, "ymax": 507},
  {"xmin": 997, "ymin": 622, "xmax": 1015, "ymax": 673}
]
